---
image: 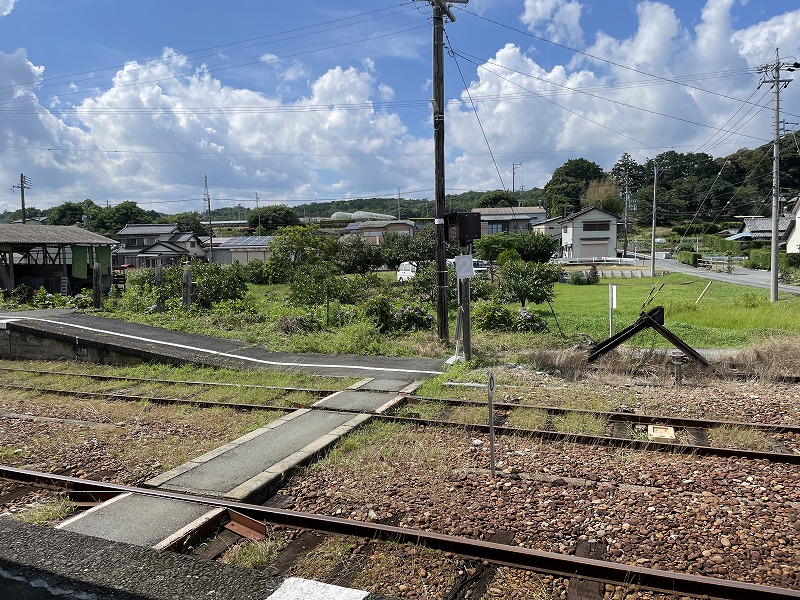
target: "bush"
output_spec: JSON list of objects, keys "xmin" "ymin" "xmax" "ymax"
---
[
  {"xmin": 678, "ymin": 251, "xmax": 701, "ymax": 267},
  {"xmin": 273, "ymin": 313, "xmax": 322, "ymax": 334},
  {"xmin": 512, "ymin": 307, "xmax": 548, "ymax": 333},
  {"xmin": 586, "ymin": 264, "xmax": 600, "ymax": 284},
  {"xmin": 392, "ymin": 304, "xmax": 434, "ymax": 331},
  {"xmin": 569, "ymin": 271, "xmax": 587, "ymax": 285},
  {"xmin": 472, "ymin": 301, "xmax": 514, "ymax": 331},
  {"xmin": 363, "ymin": 295, "xmax": 394, "ymax": 333}
]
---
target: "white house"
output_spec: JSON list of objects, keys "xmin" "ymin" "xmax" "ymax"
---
[{"xmin": 539, "ymin": 206, "xmax": 619, "ymax": 260}]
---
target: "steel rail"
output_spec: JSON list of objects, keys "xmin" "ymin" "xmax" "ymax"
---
[
  {"xmin": 0, "ymin": 366, "xmax": 339, "ymax": 393},
  {"xmin": 5, "ymin": 383, "xmax": 799, "ymax": 464},
  {"xmin": 380, "ymin": 415, "xmax": 800, "ymax": 464},
  {"xmin": 405, "ymin": 395, "xmax": 800, "ymax": 434},
  {"xmin": 5, "ymin": 365, "xmax": 798, "ymax": 433},
  {"xmin": 1, "ymin": 466, "xmax": 797, "ymax": 600}
]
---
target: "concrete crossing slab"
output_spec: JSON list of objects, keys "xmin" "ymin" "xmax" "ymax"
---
[
  {"xmin": 57, "ymin": 493, "xmax": 216, "ymax": 547},
  {"xmin": 353, "ymin": 378, "xmax": 420, "ymax": 392},
  {"xmin": 314, "ymin": 390, "xmax": 399, "ymax": 413},
  {"xmin": 151, "ymin": 410, "xmax": 361, "ymax": 500}
]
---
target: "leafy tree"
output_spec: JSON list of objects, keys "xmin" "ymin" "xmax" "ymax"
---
[
  {"xmin": 333, "ymin": 236, "xmax": 382, "ymax": 274},
  {"xmin": 499, "ymin": 261, "xmax": 563, "ymax": 307},
  {"xmin": 379, "ymin": 231, "xmax": 413, "ymax": 269},
  {"xmin": 89, "ymin": 201, "xmax": 160, "ymax": 238},
  {"xmin": 542, "ymin": 158, "xmax": 605, "ymax": 216},
  {"xmin": 266, "ymin": 225, "xmax": 334, "ymax": 283},
  {"xmin": 46, "ymin": 201, "xmax": 90, "ymax": 226},
  {"xmin": 581, "ymin": 177, "xmax": 624, "ymax": 214},
  {"xmin": 248, "ymin": 204, "xmax": 300, "ymax": 233},
  {"xmin": 289, "ymin": 262, "xmax": 343, "ymax": 309},
  {"xmin": 170, "ymin": 211, "xmax": 208, "ymax": 236},
  {"xmin": 474, "ymin": 231, "xmax": 557, "ymax": 264},
  {"xmin": 477, "ymin": 190, "xmax": 516, "ymax": 208},
  {"xmin": 515, "ymin": 231, "xmax": 559, "ymax": 263}
]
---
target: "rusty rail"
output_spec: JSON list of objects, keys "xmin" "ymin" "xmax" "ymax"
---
[{"xmin": 1, "ymin": 466, "xmax": 798, "ymax": 600}]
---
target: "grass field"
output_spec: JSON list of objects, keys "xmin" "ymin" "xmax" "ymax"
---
[{"xmin": 541, "ymin": 272, "xmax": 800, "ymax": 348}]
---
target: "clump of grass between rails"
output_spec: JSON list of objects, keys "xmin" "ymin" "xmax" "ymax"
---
[
  {"xmin": 708, "ymin": 425, "xmax": 771, "ymax": 452},
  {"xmin": 14, "ymin": 497, "xmax": 76, "ymax": 524}
]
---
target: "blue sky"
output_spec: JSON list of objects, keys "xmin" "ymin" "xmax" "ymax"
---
[{"xmin": 1, "ymin": 0, "xmax": 799, "ymax": 214}]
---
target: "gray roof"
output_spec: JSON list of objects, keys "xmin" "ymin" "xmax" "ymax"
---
[
  {"xmin": 741, "ymin": 217, "xmax": 792, "ymax": 237},
  {"xmin": 0, "ymin": 224, "xmax": 116, "ymax": 245},
  {"xmin": 218, "ymin": 236, "xmax": 273, "ymax": 248},
  {"xmin": 118, "ymin": 223, "xmax": 180, "ymax": 236}
]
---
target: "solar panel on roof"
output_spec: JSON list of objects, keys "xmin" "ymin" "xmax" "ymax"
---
[{"xmin": 218, "ymin": 236, "xmax": 273, "ymax": 248}]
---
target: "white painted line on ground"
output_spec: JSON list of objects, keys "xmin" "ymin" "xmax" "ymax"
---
[{"xmin": 5, "ymin": 317, "xmax": 444, "ymax": 376}]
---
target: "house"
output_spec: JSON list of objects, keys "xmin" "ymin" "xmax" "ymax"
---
[
  {"xmin": 342, "ymin": 220, "xmax": 415, "ymax": 245},
  {"xmin": 212, "ymin": 236, "xmax": 273, "ymax": 264},
  {"xmin": 726, "ymin": 216, "xmax": 794, "ymax": 244},
  {"xmin": 0, "ymin": 224, "xmax": 116, "ymax": 294},
  {"xmin": 532, "ymin": 206, "xmax": 619, "ymax": 260},
  {"xmin": 115, "ymin": 224, "xmax": 207, "ymax": 268},
  {"xmin": 470, "ymin": 206, "xmax": 547, "ymax": 236}
]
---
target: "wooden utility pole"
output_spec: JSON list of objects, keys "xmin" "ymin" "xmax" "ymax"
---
[
  {"xmin": 428, "ymin": 0, "xmax": 468, "ymax": 342},
  {"xmin": 12, "ymin": 173, "xmax": 31, "ymax": 224}
]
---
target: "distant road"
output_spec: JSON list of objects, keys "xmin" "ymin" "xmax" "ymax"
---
[{"xmin": 654, "ymin": 257, "xmax": 800, "ymax": 296}]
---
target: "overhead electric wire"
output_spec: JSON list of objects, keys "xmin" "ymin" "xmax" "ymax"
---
[
  {"xmin": 445, "ymin": 31, "xmax": 506, "ymax": 191},
  {"xmin": 0, "ymin": 3, "xmax": 419, "ymax": 98},
  {"xmin": 458, "ymin": 5, "xmax": 800, "ymax": 120},
  {"xmin": 451, "ymin": 49, "xmax": 769, "ymax": 144}
]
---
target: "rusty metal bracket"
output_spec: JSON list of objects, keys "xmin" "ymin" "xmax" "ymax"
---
[{"xmin": 588, "ymin": 306, "xmax": 708, "ymax": 366}]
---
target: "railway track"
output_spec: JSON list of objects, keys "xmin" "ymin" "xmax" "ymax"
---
[
  {"xmin": 2, "ymin": 367, "xmax": 799, "ymax": 463},
  {"xmin": 2, "ymin": 466, "xmax": 798, "ymax": 600}
]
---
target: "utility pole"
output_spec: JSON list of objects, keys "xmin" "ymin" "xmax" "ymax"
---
[
  {"xmin": 650, "ymin": 162, "xmax": 657, "ymax": 277},
  {"xmin": 427, "ymin": 0, "xmax": 468, "ymax": 342},
  {"xmin": 758, "ymin": 49, "xmax": 798, "ymax": 302},
  {"xmin": 397, "ymin": 187, "xmax": 401, "ymax": 220},
  {"xmin": 623, "ymin": 179, "xmax": 630, "ymax": 257},
  {"xmin": 255, "ymin": 192, "xmax": 261, "ymax": 232},
  {"xmin": 512, "ymin": 163, "xmax": 522, "ymax": 206},
  {"xmin": 203, "ymin": 175, "xmax": 213, "ymax": 263},
  {"xmin": 12, "ymin": 174, "xmax": 31, "ymax": 224}
]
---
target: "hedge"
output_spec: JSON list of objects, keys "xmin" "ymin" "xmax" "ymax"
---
[
  {"xmin": 747, "ymin": 249, "xmax": 800, "ymax": 271},
  {"xmin": 678, "ymin": 251, "xmax": 701, "ymax": 267}
]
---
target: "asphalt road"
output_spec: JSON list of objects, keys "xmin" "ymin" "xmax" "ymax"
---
[{"xmin": 654, "ymin": 257, "xmax": 800, "ymax": 296}]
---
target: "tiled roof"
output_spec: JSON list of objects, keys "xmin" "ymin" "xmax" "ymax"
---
[
  {"xmin": 471, "ymin": 206, "xmax": 546, "ymax": 215},
  {"xmin": 118, "ymin": 223, "xmax": 180, "ymax": 235},
  {"xmin": 0, "ymin": 224, "xmax": 116, "ymax": 245}
]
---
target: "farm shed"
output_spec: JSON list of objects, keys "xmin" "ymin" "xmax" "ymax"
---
[{"xmin": 0, "ymin": 224, "xmax": 117, "ymax": 295}]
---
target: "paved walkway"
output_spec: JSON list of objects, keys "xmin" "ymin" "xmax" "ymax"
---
[
  {"xmin": 0, "ymin": 310, "xmax": 445, "ymax": 379},
  {"xmin": 0, "ymin": 309, "xmax": 437, "ymax": 599}
]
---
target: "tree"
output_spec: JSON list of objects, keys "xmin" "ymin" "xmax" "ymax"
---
[
  {"xmin": 499, "ymin": 261, "xmax": 563, "ymax": 307},
  {"xmin": 581, "ymin": 177, "xmax": 624, "ymax": 214},
  {"xmin": 474, "ymin": 231, "xmax": 557, "ymax": 264},
  {"xmin": 333, "ymin": 236, "xmax": 382, "ymax": 274},
  {"xmin": 515, "ymin": 231, "xmax": 560, "ymax": 263},
  {"xmin": 90, "ymin": 201, "xmax": 159, "ymax": 238},
  {"xmin": 266, "ymin": 225, "xmax": 335, "ymax": 283},
  {"xmin": 248, "ymin": 205, "xmax": 300, "ymax": 233},
  {"xmin": 171, "ymin": 212, "xmax": 208, "ymax": 236},
  {"xmin": 477, "ymin": 190, "xmax": 516, "ymax": 208},
  {"xmin": 542, "ymin": 158, "xmax": 605, "ymax": 216},
  {"xmin": 46, "ymin": 201, "xmax": 89, "ymax": 226}
]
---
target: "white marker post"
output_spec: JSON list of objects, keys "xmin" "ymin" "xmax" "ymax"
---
[
  {"xmin": 488, "ymin": 370, "xmax": 496, "ymax": 477},
  {"xmin": 609, "ymin": 284, "xmax": 617, "ymax": 336}
]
